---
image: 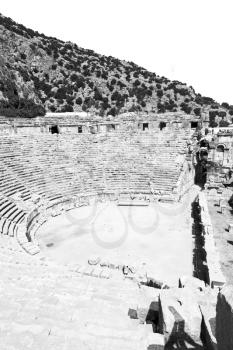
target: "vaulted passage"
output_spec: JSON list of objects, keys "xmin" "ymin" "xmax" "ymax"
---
[{"xmin": 49, "ymin": 125, "xmax": 59, "ymax": 134}]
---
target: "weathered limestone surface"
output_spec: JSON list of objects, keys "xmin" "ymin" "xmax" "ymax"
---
[
  {"xmin": 159, "ymin": 288, "xmax": 203, "ymax": 347},
  {"xmin": 145, "ymin": 332, "xmax": 165, "ymax": 350},
  {"xmin": 179, "ymin": 275, "xmax": 205, "ymax": 290},
  {"xmin": 198, "ymin": 192, "xmax": 226, "ymax": 288},
  {"xmin": 216, "ymin": 284, "xmax": 233, "ymax": 350},
  {"xmin": 0, "ymin": 236, "xmax": 158, "ymax": 350},
  {"xmin": 199, "ymin": 288, "xmax": 218, "ymax": 350}
]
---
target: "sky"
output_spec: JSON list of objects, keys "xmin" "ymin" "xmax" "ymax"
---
[{"xmin": 1, "ymin": 0, "xmax": 233, "ymax": 104}]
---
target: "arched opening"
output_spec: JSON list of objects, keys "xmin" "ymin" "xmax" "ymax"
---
[
  {"xmin": 216, "ymin": 145, "xmax": 224, "ymax": 153},
  {"xmin": 191, "ymin": 121, "xmax": 198, "ymax": 129},
  {"xmin": 159, "ymin": 122, "xmax": 166, "ymax": 131},
  {"xmin": 216, "ymin": 145, "xmax": 224, "ymax": 163},
  {"xmin": 142, "ymin": 123, "xmax": 149, "ymax": 131},
  {"xmin": 200, "ymin": 139, "xmax": 209, "ymax": 149},
  {"xmin": 49, "ymin": 125, "xmax": 59, "ymax": 134}
]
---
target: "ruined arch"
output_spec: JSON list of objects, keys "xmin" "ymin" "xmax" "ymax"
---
[{"xmin": 216, "ymin": 144, "xmax": 225, "ymax": 152}]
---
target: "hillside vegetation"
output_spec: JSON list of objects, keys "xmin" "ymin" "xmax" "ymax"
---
[{"xmin": 0, "ymin": 13, "xmax": 232, "ymax": 125}]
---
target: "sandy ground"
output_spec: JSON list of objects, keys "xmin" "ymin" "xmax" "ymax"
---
[{"xmin": 37, "ymin": 191, "xmax": 197, "ymax": 285}]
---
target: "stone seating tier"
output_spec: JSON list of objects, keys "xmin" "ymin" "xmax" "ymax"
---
[{"xmin": 0, "ymin": 130, "xmax": 191, "ymax": 251}]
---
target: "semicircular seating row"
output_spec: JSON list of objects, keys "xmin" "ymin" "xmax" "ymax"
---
[{"xmin": 0, "ymin": 129, "xmax": 191, "ymax": 253}]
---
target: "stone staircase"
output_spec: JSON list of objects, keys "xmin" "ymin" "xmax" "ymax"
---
[{"xmin": 0, "ymin": 235, "xmax": 162, "ymax": 350}]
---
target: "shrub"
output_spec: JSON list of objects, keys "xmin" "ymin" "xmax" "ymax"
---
[
  {"xmin": 219, "ymin": 111, "xmax": 226, "ymax": 118},
  {"xmin": 180, "ymin": 102, "xmax": 192, "ymax": 114},
  {"xmin": 157, "ymin": 102, "xmax": 165, "ymax": 113},
  {"xmin": 61, "ymin": 104, "xmax": 73, "ymax": 112},
  {"xmin": 108, "ymin": 107, "xmax": 117, "ymax": 116},
  {"xmin": 133, "ymin": 79, "xmax": 140, "ymax": 87},
  {"xmin": 219, "ymin": 120, "xmax": 229, "ymax": 127},
  {"xmin": 221, "ymin": 102, "xmax": 229, "ymax": 109},
  {"xmin": 49, "ymin": 105, "xmax": 56, "ymax": 112},
  {"xmin": 157, "ymin": 90, "xmax": 163, "ymax": 98},
  {"xmin": 55, "ymin": 87, "xmax": 67, "ymax": 100},
  {"xmin": 194, "ymin": 107, "xmax": 201, "ymax": 116},
  {"xmin": 94, "ymin": 88, "xmax": 103, "ymax": 101},
  {"xmin": 20, "ymin": 52, "xmax": 27, "ymax": 60},
  {"xmin": 111, "ymin": 78, "xmax": 117, "ymax": 86},
  {"xmin": 76, "ymin": 97, "xmax": 83, "ymax": 105},
  {"xmin": 96, "ymin": 70, "xmax": 101, "ymax": 78},
  {"xmin": 141, "ymin": 101, "xmax": 146, "ymax": 108}
]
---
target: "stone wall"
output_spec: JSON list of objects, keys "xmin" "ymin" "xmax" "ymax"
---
[{"xmin": 198, "ymin": 192, "xmax": 225, "ymax": 288}]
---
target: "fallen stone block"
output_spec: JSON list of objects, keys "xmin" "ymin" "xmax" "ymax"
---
[
  {"xmin": 179, "ymin": 276, "xmax": 205, "ymax": 291},
  {"xmin": 91, "ymin": 267, "xmax": 102, "ymax": 277},
  {"xmin": 159, "ymin": 288, "xmax": 203, "ymax": 347},
  {"xmin": 199, "ymin": 291, "xmax": 217, "ymax": 350},
  {"xmin": 228, "ymin": 223, "xmax": 233, "ymax": 234},
  {"xmin": 83, "ymin": 266, "xmax": 94, "ymax": 276},
  {"xmin": 99, "ymin": 270, "xmax": 111, "ymax": 279},
  {"xmin": 137, "ymin": 303, "xmax": 149, "ymax": 324},
  {"xmin": 145, "ymin": 333, "xmax": 165, "ymax": 350}
]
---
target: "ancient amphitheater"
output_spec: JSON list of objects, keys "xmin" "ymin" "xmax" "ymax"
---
[{"xmin": 0, "ymin": 111, "xmax": 233, "ymax": 349}]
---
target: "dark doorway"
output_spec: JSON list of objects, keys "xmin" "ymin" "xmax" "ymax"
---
[
  {"xmin": 159, "ymin": 121, "xmax": 166, "ymax": 130},
  {"xmin": 78, "ymin": 126, "xmax": 83, "ymax": 133},
  {"xmin": 142, "ymin": 123, "xmax": 149, "ymax": 131},
  {"xmin": 49, "ymin": 125, "xmax": 59, "ymax": 134},
  {"xmin": 217, "ymin": 145, "xmax": 224, "ymax": 153},
  {"xmin": 191, "ymin": 121, "xmax": 198, "ymax": 129},
  {"xmin": 200, "ymin": 139, "xmax": 209, "ymax": 149}
]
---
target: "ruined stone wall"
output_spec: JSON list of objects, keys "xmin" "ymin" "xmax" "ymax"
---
[
  {"xmin": 198, "ymin": 192, "xmax": 225, "ymax": 288},
  {"xmin": 174, "ymin": 161, "xmax": 194, "ymax": 199}
]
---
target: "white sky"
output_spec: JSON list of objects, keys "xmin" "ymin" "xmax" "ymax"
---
[{"xmin": 1, "ymin": 0, "xmax": 233, "ymax": 104}]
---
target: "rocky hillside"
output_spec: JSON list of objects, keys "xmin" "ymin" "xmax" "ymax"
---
[{"xmin": 0, "ymin": 12, "xmax": 233, "ymax": 125}]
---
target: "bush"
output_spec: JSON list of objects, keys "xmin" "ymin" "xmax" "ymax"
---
[
  {"xmin": 219, "ymin": 120, "xmax": 230, "ymax": 127},
  {"xmin": 219, "ymin": 111, "xmax": 226, "ymax": 118},
  {"xmin": 180, "ymin": 102, "xmax": 192, "ymax": 114},
  {"xmin": 94, "ymin": 88, "xmax": 103, "ymax": 101},
  {"xmin": 194, "ymin": 107, "xmax": 201, "ymax": 116},
  {"xmin": 76, "ymin": 97, "xmax": 83, "ymax": 105},
  {"xmin": 157, "ymin": 102, "xmax": 165, "ymax": 113},
  {"xmin": 108, "ymin": 107, "xmax": 117, "ymax": 116},
  {"xmin": 49, "ymin": 105, "xmax": 56, "ymax": 112},
  {"xmin": 221, "ymin": 102, "xmax": 229, "ymax": 109},
  {"xmin": 141, "ymin": 101, "xmax": 146, "ymax": 108},
  {"xmin": 61, "ymin": 104, "xmax": 73, "ymax": 112},
  {"xmin": 133, "ymin": 79, "xmax": 140, "ymax": 87},
  {"xmin": 209, "ymin": 119, "xmax": 218, "ymax": 128},
  {"xmin": 157, "ymin": 90, "xmax": 163, "ymax": 98},
  {"xmin": 20, "ymin": 52, "xmax": 27, "ymax": 60},
  {"xmin": 111, "ymin": 78, "xmax": 117, "ymax": 86},
  {"xmin": 55, "ymin": 87, "xmax": 67, "ymax": 100}
]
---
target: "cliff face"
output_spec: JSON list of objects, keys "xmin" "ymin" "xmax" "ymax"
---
[{"xmin": 0, "ymin": 13, "xmax": 232, "ymax": 120}]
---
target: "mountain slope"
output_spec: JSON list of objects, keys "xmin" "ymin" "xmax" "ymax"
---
[{"xmin": 0, "ymin": 12, "xmax": 232, "ymax": 125}]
